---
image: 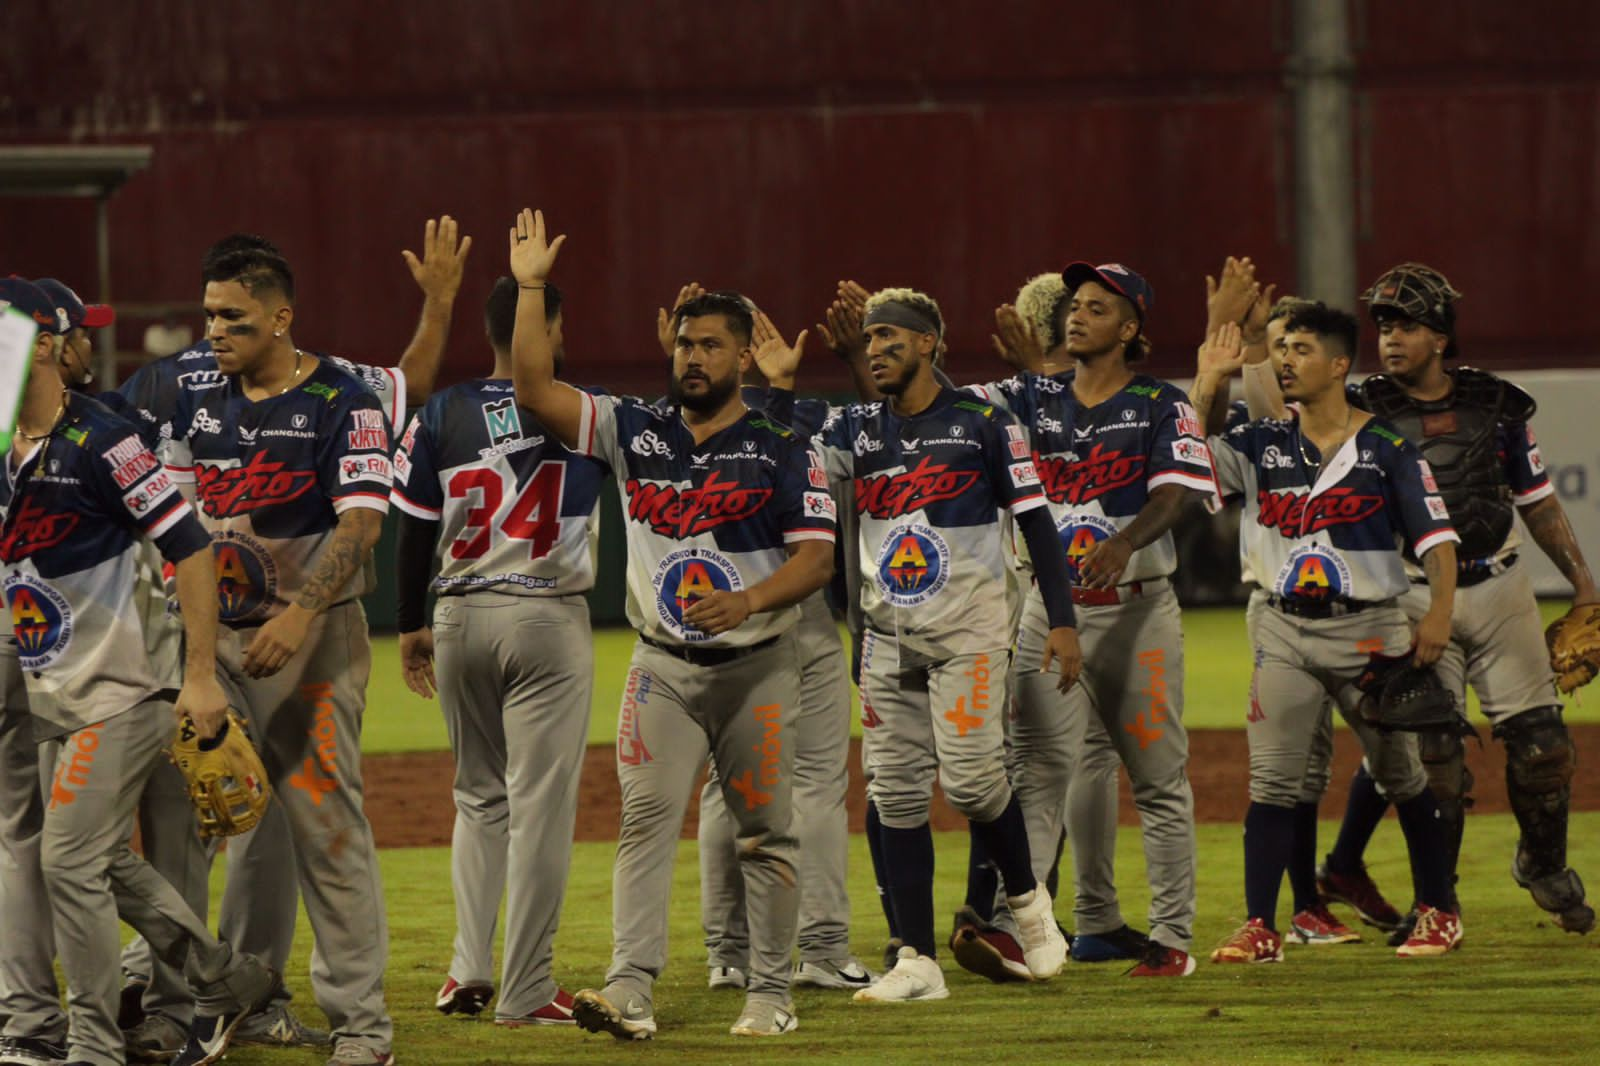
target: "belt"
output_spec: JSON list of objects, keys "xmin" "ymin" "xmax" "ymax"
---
[
  {"xmin": 1267, "ymin": 594, "xmax": 1392, "ymax": 619},
  {"xmin": 639, "ymin": 633, "xmax": 780, "ymax": 667},
  {"xmin": 1071, "ymin": 577, "xmax": 1168, "ymax": 607},
  {"xmin": 1414, "ymin": 552, "xmax": 1518, "ymax": 589}
]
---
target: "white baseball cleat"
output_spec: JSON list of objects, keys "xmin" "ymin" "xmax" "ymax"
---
[
  {"xmin": 792, "ymin": 958, "xmax": 874, "ymax": 990},
  {"xmin": 852, "ymin": 946, "xmax": 949, "ymax": 1003},
  {"xmin": 728, "ymin": 997, "xmax": 798, "ymax": 1037},
  {"xmin": 1008, "ymin": 887, "xmax": 1068, "ymax": 979}
]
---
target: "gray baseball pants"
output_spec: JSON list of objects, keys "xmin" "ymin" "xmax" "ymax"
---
[
  {"xmin": 1246, "ymin": 590, "xmax": 1335, "ymax": 803},
  {"xmin": 433, "ymin": 591, "xmax": 593, "ymax": 1019},
  {"xmin": 217, "ymin": 601, "xmax": 393, "ymax": 1054},
  {"xmin": 698, "ymin": 591, "xmax": 852, "ymax": 969},
  {"xmin": 39, "ymin": 701, "xmax": 261, "ymax": 1066},
  {"xmin": 1247, "ymin": 603, "xmax": 1426, "ymax": 807},
  {"xmin": 603, "ymin": 635, "xmax": 801, "ymax": 1008},
  {"xmin": 1009, "ymin": 585, "xmax": 1198, "ymax": 951}
]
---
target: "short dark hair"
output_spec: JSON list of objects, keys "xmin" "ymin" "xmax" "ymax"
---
[
  {"xmin": 201, "ymin": 234, "xmax": 281, "ymax": 284},
  {"xmin": 202, "ymin": 249, "xmax": 295, "ymax": 304},
  {"xmin": 1283, "ymin": 301, "xmax": 1360, "ymax": 363},
  {"xmin": 673, "ymin": 290, "xmax": 754, "ymax": 346},
  {"xmin": 485, "ymin": 276, "xmax": 563, "ymax": 352}
]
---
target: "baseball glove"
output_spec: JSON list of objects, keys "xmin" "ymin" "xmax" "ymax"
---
[
  {"xmin": 169, "ymin": 710, "xmax": 272, "ymax": 839},
  {"xmin": 1355, "ymin": 651, "xmax": 1474, "ymax": 737},
  {"xmin": 1545, "ymin": 603, "xmax": 1600, "ymax": 694}
]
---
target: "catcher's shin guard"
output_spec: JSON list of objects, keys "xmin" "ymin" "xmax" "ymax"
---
[
  {"xmin": 1495, "ymin": 707, "xmax": 1593, "ymax": 932},
  {"xmin": 1419, "ymin": 731, "xmax": 1473, "ymax": 910}
]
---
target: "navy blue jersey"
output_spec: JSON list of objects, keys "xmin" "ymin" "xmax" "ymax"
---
[
  {"xmin": 574, "ymin": 393, "xmax": 835, "ymax": 648},
  {"xmin": 813, "ymin": 389, "xmax": 1045, "ymax": 660},
  {"xmin": 0, "ymin": 396, "xmax": 209, "ymax": 732},
  {"xmin": 392, "ymin": 378, "xmax": 609, "ymax": 597},
  {"xmin": 108, "ymin": 341, "xmax": 406, "ymax": 471},
  {"xmin": 970, "ymin": 372, "xmax": 1217, "ymax": 583},
  {"xmin": 1210, "ymin": 416, "xmax": 1458, "ymax": 602},
  {"xmin": 170, "ymin": 359, "xmax": 393, "ymax": 627}
]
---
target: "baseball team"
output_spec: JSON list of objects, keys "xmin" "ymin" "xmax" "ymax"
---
[{"xmin": 0, "ymin": 205, "xmax": 1592, "ymax": 1062}]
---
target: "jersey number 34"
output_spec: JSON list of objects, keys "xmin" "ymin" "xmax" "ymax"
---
[{"xmin": 447, "ymin": 463, "xmax": 564, "ymax": 560}]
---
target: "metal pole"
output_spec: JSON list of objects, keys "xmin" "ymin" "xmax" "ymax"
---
[
  {"xmin": 1289, "ymin": 0, "xmax": 1356, "ymax": 307},
  {"xmin": 95, "ymin": 193, "xmax": 117, "ymax": 387}
]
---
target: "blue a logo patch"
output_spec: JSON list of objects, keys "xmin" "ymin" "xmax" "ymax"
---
[
  {"xmin": 875, "ymin": 524, "xmax": 951, "ymax": 606},
  {"xmin": 1275, "ymin": 545, "xmax": 1351, "ymax": 601}
]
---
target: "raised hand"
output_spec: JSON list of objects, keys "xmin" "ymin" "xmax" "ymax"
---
[
  {"xmin": 656, "ymin": 282, "xmax": 705, "ymax": 358},
  {"xmin": 1205, "ymin": 256, "xmax": 1260, "ymax": 334},
  {"xmin": 992, "ymin": 303, "xmax": 1047, "ymax": 372},
  {"xmin": 751, "ymin": 310, "xmax": 808, "ymax": 389},
  {"xmin": 1197, "ymin": 320, "xmax": 1246, "ymax": 377},
  {"xmin": 402, "ymin": 215, "xmax": 473, "ymax": 303},
  {"xmin": 1242, "ymin": 282, "xmax": 1278, "ymax": 346},
  {"xmin": 816, "ymin": 290, "xmax": 866, "ymax": 361},
  {"xmin": 508, "ymin": 208, "xmax": 565, "ymax": 285}
]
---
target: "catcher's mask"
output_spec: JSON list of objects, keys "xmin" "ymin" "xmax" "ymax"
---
[{"xmin": 1362, "ymin": 263, "xmax": 1462, "ymax": 356}]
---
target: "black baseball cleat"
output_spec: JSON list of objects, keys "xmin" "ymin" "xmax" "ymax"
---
[
  {"xmin": 0, "ymin": 1034, "xmax": 69, "ymax": 1065},
  {"xmin": 1070, "ymin": 924, "xmax": 1148, "ymax": 963},
  {"xmin": 171, "ymin": 961, "xmax": 281, "ymax": 1066}
]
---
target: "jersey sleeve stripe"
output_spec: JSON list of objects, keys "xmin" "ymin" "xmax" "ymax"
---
[
  {"xmin": 1413, "ymin": 528, "xmax": 1462, "ymax": 557},
  {"xmin": 1513, "ymin": 481, "xmax": 1555, "ymax": 506},
  {"xmin": 1148, "ymin": 469, "xmax": 1219, "ymax": 494},
  {"xmin": 783, "ymin": 529, "xmax": 836, "ymax": 545},
  {"xmin": 390, "ymin": 488, "xmax": 443, "ymax": 520},
  {"xmin": 384, "ymin": 367, "xmax": 407, "ymax": 434},
  {"xmin": 166, "ymin": 464, "xmax": 196, "ymax": 484},
  {"xmin": 577, "ymin": 392, "xmax": 598, "ymax": 456},
  {"xmin": 146, "ymin": 499, "xmax": 195, "ymax": 540},
  {"xmin": 1007, "ymin": 493, "xmax": 1048, "ymax": 516},
  {"xmin": 333, "ymin": 492, "xmax": 391, "ymax": 515}
]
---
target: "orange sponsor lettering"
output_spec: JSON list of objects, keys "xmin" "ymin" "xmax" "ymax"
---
[
  {"xmin": 49, "ymin": 722, "xmax": 104, "ymax": 809},
  {"xmin": 617, "ymin": 667, "xmax": 654, "ymax": 766},
  {"xmin": 1125, "ymin": 649, "xmax": 1168, "ymax": 750},
  {"xmin": 1355, "ymin": 637, "xmax": 1384, "ymax": 656},
  {"xmin": 944, "ymin": 654, "xmax": 990, "ymax": 737},
  {"xmin": 731, "ymin": 703, "xmax": 783, "ymax": 810},
  {"xmin": 289, "ymin": 682, "xmax": 338, "ymax": 805}
]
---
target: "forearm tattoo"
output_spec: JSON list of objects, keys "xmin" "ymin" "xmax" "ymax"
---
[
  {"xmin": 1523, "ymin": 496, "xmax": 1596, "ymax": 592},
  {"xmin": 296, "ymin": 513, "xmax": 377, "ymax": 612}
]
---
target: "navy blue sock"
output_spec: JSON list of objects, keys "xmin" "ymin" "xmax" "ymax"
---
[
  {"xmin": 1045, "ymin": 827, "xmax": 1067, "ymax": 901},
  {"xmin": 963, "ymin": 824, "xmax": 1000, "ymax": 922},
  {"xmin": 865, "ymin": 800, "xmax": 899, "ymax": 938},
  {"xmin": 1395, "ymin": 790, "xmax": 1453, "ymax": 910},
  {"xmin": 878, "ymin": 822, "xmax": 937, "ymax": 957},
  {"xmin": 1289, "ymin": 801, "xmax": 1321, "ymax": 912},
  {"xmin": 969, "ymin": 796, "xmax": 1039, "ymax": 900},
  {"xmin": 1326, "ymin": 764, "xmax": 1389, "ymax": 875},
  {"xmin": 1244, "ymin": 802, "xmax": 1296, "ymax": 930}
]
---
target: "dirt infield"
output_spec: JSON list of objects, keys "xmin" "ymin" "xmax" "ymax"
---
[{"xmin": 363, "ymin": 724, "xmax": 1600, "ymax": 848}]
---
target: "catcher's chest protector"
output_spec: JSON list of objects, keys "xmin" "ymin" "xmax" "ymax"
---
[{"xmin": 1363, "ymin": 369, "xmax": 1525, "ymax": 559}]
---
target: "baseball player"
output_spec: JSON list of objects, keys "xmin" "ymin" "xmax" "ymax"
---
[
  {"xmin": 506, "ymin": 209, "xmax": 835, "ymax": 1039},
  {"xmin": 1306, "ymin": 264, "xmax": 1595, "ymax": 937},
  {"xmin": 805, "ymin": 285, "xmax": 1081, "ymax": 1002},
  {"xmin": 106, "ymin": 223, "xmax": 464, "ymax": 1053},
  {"xmin": 1191, "ymin": 304, "xmax": 1465, "ymax": 962},
  {"xmin": 390, "ymin": 276, "xmax": 607, "ymax": 1025},
  {"xmin": 0, "ymin": 277, "xmax": 277, "ymax": 1066},
  {"xmin": 965, "ymin": 263, "xmax": 1215, "ymax": 977},
  {"xmin": 646, "ymin": 293, "xmax": 870, "ymax": 994},
  {"xmin": 166, "ymin": 248, "xmax": 398, "ymax": 1065}
]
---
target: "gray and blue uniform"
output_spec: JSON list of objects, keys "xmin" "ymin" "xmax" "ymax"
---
[{"xmin": 391, "ymin": 377, "xmax": 608, "ymax": 1019}]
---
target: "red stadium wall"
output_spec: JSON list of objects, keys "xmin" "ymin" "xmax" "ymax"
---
[{"xmin": 2, "ymin": 0, "xmax": 1598, "ymax": 394}]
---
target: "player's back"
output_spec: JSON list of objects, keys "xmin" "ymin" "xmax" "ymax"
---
[{"xmin": 392, "ymin": 378, "xmax": 609, "ymax": 597}]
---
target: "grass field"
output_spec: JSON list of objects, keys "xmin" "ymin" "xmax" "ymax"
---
[
  {"xmin": 198, "ymin": 811, "xmax": 1600, "ymax": 1065},
  {"xmin": 362, "ymin": 603, "xmax": 1600, "ymax": 754}
]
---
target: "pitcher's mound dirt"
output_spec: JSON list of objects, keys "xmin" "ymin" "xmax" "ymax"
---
[{"xmin": 364, "ymin": 725, "xmax": 1600, "ymax": 848}]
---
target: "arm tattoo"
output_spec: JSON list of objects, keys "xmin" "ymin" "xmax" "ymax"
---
[
  {"xmin": 1119, "ymin": 483, "xmax": 1194, "ymax": 550},
  {"xmin": 296, "ymin": 511, "xmax": 380, "ymax": 613},
  {"xmin": 1521, "ymin": 496, "xmax": 1597, "ymax": 594}
]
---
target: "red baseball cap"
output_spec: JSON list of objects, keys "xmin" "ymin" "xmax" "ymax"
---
[
  {"xmin": 33, "ymin": 278, "xmax": 115, "ymax": 329},
  {"xmin": 1063, "ymin": 261, "xmax": 1154, "ymax": 322}
]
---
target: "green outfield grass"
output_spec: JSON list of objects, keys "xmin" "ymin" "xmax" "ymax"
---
[
  {"xmin": 200, "ymin": 811, "xmax": 1599, "ymax": 1065},
  {"xmin": 362, "ymin": 603, "xmax": 1600, "ymax": 754}
]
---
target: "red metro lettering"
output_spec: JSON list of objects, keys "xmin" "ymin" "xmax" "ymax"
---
[
  {"xmin": 1034, "ymin": 444, "xmax": 1145, "ymax": 505},
  {"xmin": 855, "ymin": 456, "xmax": 980, "ymax": 519},
  {"xmin": 625, "ymin": 469, "xmax": 772, "ymax": 536},
  {"xmin": 0, "ymin": 498, "xmax": 80, "ymax": 561},
  {"xmin": 1256, "ymin": 487, "xmax": 1384, "ymax": 538},
  {"xmin": 195, "ymin": 453, "xmax": 318, "ymax": 518}
]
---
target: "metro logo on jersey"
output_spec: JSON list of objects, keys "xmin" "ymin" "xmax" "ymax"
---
[
  {"xmin": 854, "ymin": 456, "xmax": 980, "ymax": 519},
  {"xmin": 346, "ymin": 408, "xmax": 387, "ymax": 451},
  {"xmin": 195, "ymin": 453, "xmax": 318, "ymax": 518},
  {"xmin": 1255, "ymin": 487, "xmax": 1384, "ymax": 538},
  {"xmin": 1034, "ymin": 443, "xmax": 1146, "ymax": 505},
  {"xmin": 102, "ymin": 435, "xmax": 158, "ymax": 489},
  {"xmin": 0, "ymin": 497, "xmax": 81, "ymax": 562},
  {"xmin": 625, "ymin": 470, "xmax": 772, "ymax": 537}
]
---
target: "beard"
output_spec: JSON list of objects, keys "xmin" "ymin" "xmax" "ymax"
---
[
  {"xmin": 670, "ymin": 369, "xmax": 738, "ymax": 413},
  {"xmin": 874, "ymin": 356, "xmax": 921, "ymax": 397}
]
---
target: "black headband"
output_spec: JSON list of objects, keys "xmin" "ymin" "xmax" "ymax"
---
[{"xmin": 864, "ymin": 301, "xmax": 940, "ymax": 337}]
